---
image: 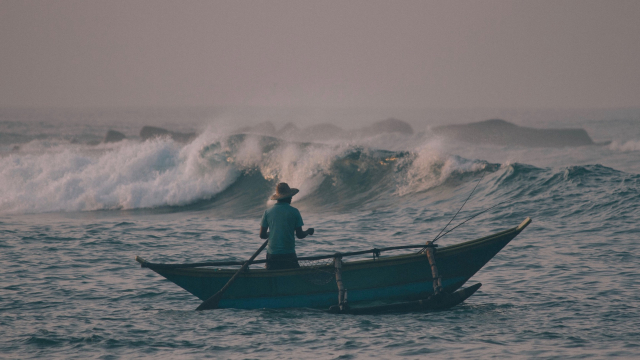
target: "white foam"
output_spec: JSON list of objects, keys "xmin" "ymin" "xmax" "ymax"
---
[
  {"xmin": 0, "ymin": 134, "xmax": 239, "ymax": 214},
  {"xmin": 397, "ymin": 141, "xmax": 485, "ymax": 196},
  {"xmin": 257, "ymin": 141, "xmax": 346, "ymax": 202},
  {"xmin": 609, "ymin": 140, "xmax": 640, "ymax": 152}
]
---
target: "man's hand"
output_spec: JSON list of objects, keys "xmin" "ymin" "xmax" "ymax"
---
[
  {"xmin": 295, "ymin": 227, "xmax": 314, "ymax": 239},
  {"xmin": 260, "ymin": 226, "xmax": 269, "ymax": 239}
]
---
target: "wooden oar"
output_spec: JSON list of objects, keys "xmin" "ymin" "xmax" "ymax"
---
[{"xmin": 196, "ymin": 239, "xmax": 269, "ymax": 311}]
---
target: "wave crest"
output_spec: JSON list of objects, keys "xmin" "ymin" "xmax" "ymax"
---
[{"xmin": 0, "ymin": 133, "xmax": 514, "ymax": 214}]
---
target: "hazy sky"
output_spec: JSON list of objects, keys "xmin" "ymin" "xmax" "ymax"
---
[{"xmin": 1, "ymin": 0, "xmax": 639, "ymax": 109}]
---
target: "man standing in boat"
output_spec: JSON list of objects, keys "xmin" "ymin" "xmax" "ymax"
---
[{"xmin": 260, "ymin": 182, "xmax": 314, "ymax": 270}]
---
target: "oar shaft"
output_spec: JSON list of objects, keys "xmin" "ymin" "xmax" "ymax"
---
[{"xmin": 196, "ymin": 239, "xmax": 269, "ymax": 311}]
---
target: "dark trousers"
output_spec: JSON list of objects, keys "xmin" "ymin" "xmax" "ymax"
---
[{"xmin": 266, "ymin": 253, "xmax": 300, "ymax": 270}]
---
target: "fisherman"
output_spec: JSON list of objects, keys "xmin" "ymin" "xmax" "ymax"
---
[{"xmin": 260, "ymin": 182, "xmax": 314, "ymax": 270}]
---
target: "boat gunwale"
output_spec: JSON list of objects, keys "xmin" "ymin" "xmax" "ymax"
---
[{"xmin": 139, "ymin": 218, "xmax": 530, "ymax": 278}]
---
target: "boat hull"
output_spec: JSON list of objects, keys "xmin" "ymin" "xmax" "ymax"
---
[{"xmin": 137, "ymin": 218, "xmax": 531, "ymax": 310}]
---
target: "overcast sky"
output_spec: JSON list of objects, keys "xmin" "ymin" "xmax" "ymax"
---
[{"xmin": 1, "ymin": 0, "xmax": 639, "ymax": 110}]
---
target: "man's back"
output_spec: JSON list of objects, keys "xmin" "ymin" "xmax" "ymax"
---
[
  {"xmin": 260, "ymin": 183, "xmax": 314, "ymax": 270},
  {"xmin": 261, "ymin": 202, "xmax": 303, "ymax": 255}
]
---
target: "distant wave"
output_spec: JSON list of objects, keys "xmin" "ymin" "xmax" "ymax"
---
[
  {"xmin": 609, "ymin": 139, "xmax": 640, "ymax": 152},
  {"xmin": 489, "ymin": 162, "xmax": 640, "ymax": 221}
]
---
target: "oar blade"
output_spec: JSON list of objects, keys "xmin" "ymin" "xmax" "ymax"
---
[{"xmin": 196, "ymin": 292, "xmax": 222, "ymax": 311}]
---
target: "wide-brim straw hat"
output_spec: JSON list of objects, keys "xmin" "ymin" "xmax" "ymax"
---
[{"xmin": 270, "ymin": 182, "xmax": 299, "ymax": 200}]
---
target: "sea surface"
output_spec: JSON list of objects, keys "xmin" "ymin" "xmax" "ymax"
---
[{"xmin": 1, "ymin": 108, "xmax": 639, "ymax": 359}]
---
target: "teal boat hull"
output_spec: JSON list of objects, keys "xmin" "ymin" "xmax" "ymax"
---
[{"xmin": 137, "ymin": 218, "xmax": 531, "ymax": 310}]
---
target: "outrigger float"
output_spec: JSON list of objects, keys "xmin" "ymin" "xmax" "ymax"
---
[{"xmin": 136, "ymin": 218, "xmax": 531, "ymax": 314}]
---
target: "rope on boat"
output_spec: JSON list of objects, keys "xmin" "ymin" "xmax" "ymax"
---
[
  {"xmin": 432, "ymin": 171, "xmax": 485, "ymax": 243},
  {"xmin": 138, "ymin": 244, "xmax": 436, "ymax": 269},
  {"xmin": 299, "ymin": 257, "xmax": 336, "ymax": 285},
  {"xmin": 429, "ymin": 199, "xmax": 511, "ymax": 244},
  {"xmin": 418, "ymin": 171, "xmax": 487, "ymax": 256}
]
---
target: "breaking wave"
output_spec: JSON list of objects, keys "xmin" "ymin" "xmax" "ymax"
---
[
  {"xmin": 2, "ymin": 130, "xmax": 637, "ymax": 216},
  {"xmin": 0, "ymin": 131, "xmax": 491, "ymax": 214}
]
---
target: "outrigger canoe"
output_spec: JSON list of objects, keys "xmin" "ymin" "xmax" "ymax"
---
[{"xmin": 136, "ymin": 218, "xmax": 531, "ymax": 313}]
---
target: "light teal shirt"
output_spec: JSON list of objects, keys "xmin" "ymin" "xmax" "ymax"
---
[{"xmin": 261, "ymin": 202, "xmax": 304, "ymax": 255}]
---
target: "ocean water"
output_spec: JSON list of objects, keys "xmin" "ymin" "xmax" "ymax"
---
[{"xmin": 1, "ymin": 108, "xmax": 639, "ymax": 359}]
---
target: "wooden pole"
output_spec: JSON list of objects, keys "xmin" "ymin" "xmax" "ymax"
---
[
  {"xmin": 424, "ymin": 242, "xmax": 443, "ymax": 295},
  {"xmin": 334, "ymin": 255, "xmax": 347, "ymax": 310},
  {"xmin": 196, "ymin": 239, "xmax": 269, "ymax": 311}
]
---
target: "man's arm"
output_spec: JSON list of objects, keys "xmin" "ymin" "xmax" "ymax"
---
[
  {"xmin": 295, "ymin": 227, "xmax": 314, "ymax": 239},
  {"xmin": 260, "ymin": 226, "xmax": 269, "ymax": 239}
]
